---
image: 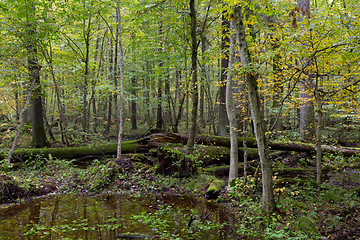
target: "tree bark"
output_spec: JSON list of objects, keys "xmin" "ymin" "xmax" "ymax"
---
[
  {"xmin": 27, "ymin": 39, "xmax": 49, "ymax": 148},
  {"xmin": 233, "ymin": 5, "xmax": 275, "ymax": 213},
  {"xmin": 116, "ymin": 0, "xmax": 125, "ymax": 160},
  {"xmin": 297, "ymin": 0, "xmax": 315, "ymax": 141},
  {"xmin": 7, "ymin": 79, "xmax": 36, "ymax": 164},
  {"xmin": 226, "ymin": 19, "xmax": 238, "ymax": 185},
  {"xmin": 217, "ymin": 12, "xmax": 230, "ymax": 136},
  {"xmin": 156, "ymin": 24, "xmax": 164, "ymax": 130},
  {"xmin": 106, "ymin": 38, "xmax": 114, "ymax": 134},
  {"xmin": 131, "ymin": 77, "xmax": 137, "ymax": 130},
  {"xmin": 82, "ymin": 15, "xmax": 92, "ymax": 132},
  {"xmin": 187, "ymin": 0, "xmax": 199, "ymax": 152}
]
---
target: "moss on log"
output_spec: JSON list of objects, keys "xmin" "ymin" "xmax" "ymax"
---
[
  {"xmin": 148, "ymin": 133, "xmax": 360, "ymax": 156},
  {"xmin": 274, "ymin": 177, "xmax": 319, "ymax": 187},
  {"xmin": 196, "ymin": 145, "xmax": 259, "ymax": 166},
  {"xmin": 117, "ymin": 233, "xmax": 160, "ymax": 239},
  {"xmin": 5, "ymin": 140, "xmax": 152, "ymax": 162},
  {"xmin": 206, "ymin": 179, "xmax": 225, "ymax": 199},
  {"xmin": 203, "ymin": 164, "xmax": 257, "ymax": 177}
]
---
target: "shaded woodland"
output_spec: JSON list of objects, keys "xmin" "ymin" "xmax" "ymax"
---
[{"xmin": 0, "ymin": 0, "xmax": 360, "ymax": 239}]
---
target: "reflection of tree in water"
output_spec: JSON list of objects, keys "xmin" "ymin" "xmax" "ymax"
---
[
  {"xmin": 49, "ymin": 197, "xmax": 60, "ymax": 239},
  {"xmin": 28, "ymin": 202, "xmax": 41, "ymax": 240},
  {"xmin": 104, "ymin": 195, "xmax": 123, "ymax": 237}
]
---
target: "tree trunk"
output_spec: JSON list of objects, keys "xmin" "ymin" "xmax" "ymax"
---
[
  {"xmin": 315, "ymin": 77, "xmax": 323, "ymax": 183},
  {"xmin": 217, "ymin": 12, "xmax": 230, "ymax": 137},
  {"xmin": 187, "ymin": 0, "xmax": 198, "ymax": 152},
  {"xmin": 116, "ymin": 0, "xmax": 125, "ymax": 160},
  {"xmin": 297, "ymin": 0, "xmax": 315, "ymax": 141},
  {"xmin": 106, "ymin": 38, "xmax": 114, "ymax": 134},
  {"xmin": 82, "ymin": 15, "xmax": 91, "ymax": 132},
  {"xmin": 233, "ymin": 5, "xmax": 275, "ymax": 213},
  {"xmin": 299, "ymin": 78, "xmax": 315, "ymax": 141},
  {"xmin": 24, "ymin": 2, "xmax": 49, "ymax": 148},
  {"xmin": 226, "ymin": 19, "xmax": 238, "ymax": 185},
  {"xmin": 199, "ymin": 34, "xmax": 206, "ymax": 128},
  {"xmin": 131, "ymin": 77, "xmax": 137, "ymax": 130},
  {"xmin": 28, "ymin": 49, "xmax": 49, "ymax": 148},
  {"xmin": 7, "ymin": 79, "xmax": 36, "ymax": 163},
  {"xmin": 156, "ymin": 25, "xmax": 164, "ymax": 130}
]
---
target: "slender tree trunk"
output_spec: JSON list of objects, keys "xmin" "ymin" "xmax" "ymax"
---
[
  {"xmin": 43, "ymin": 41, "xmax": 68, "ymax": 145},
  {"xmin": 233, "ymin": 5, "xmax": 275, "ymax": 213},
  {"xmin": 315, "ymin": 79, "xmax": 323, "ymax": 183},
  {"xmin": 106, "ymin": 39, "xmax": 114, "ymax": 134},
  {"xmin": 296, "ymin": 0, "xmax": 315, "ymax": 141},
  {"xmin": 156, "ymin": 24, "xmax": 164, "ymax": 130},
  {"xmin": 7, "ymin": 79, "xmax": 36, "ymax": 163},
  {"xmin": 165, "ymin": 78, "xmax": 172, "ymax": 128},
  {"xmin": 144, "ymin": 61, "xmax": 151, "ymax": 125},
  {"xmin": 82, "ymin": 16, "xmax": 92, "ymax": 132},
  {"xmin": 114, "ymin": 29, "xmax": 119, "ymax": 128},
  {"xmin": 243, "ymin": 113, "xmax": 248, "ymax": 184},
  {"xmin": 116, "ymin": 0, "xmax": 125, "ymax": 160},
  {"xmin": 199, "ymin": 34, "xmax": 207, "ymax": 128},
  {"xmin": 187, "ymin": 0, "xmax": 198, "ymax": 152},
  {"xmin": 299, "ymin": 78, "xmax": 315, "ymax": 141},
  {"xmin": 226, "ymin": 20, "xmax": 238, "ymax": 185},
  {"xmin": 217, "ymin": 13, "xmax": 230, "ymax": 136},
  {"xmin": 131, "ymin": 77, "xmax": 137, "ymax": 130}
]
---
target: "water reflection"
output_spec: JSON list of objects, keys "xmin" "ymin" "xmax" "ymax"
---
[{"xmin": 0, "ymin": 194, "xmax": 236, "ymax": 239}]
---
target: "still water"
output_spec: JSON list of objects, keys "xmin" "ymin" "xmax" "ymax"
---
[{"xmin": 0, "ymin": 194, "xmax": 235, "ymax": 239}]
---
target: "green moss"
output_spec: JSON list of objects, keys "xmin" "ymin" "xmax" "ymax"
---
[
  {"xmin": 206, "ymin": 179, "xmax": 225, "ymax": 199},
  {"xmin": 6, "ymin": 140, "xmax": 142, "ymax": 162}
]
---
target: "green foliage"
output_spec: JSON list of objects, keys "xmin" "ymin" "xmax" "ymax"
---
[
  {"xmin": 132, "ymin": 204, "xmax": 225, "ymax": 239},
  {"xmin": 0, "ymin": 159, "xmax": 13, "ymax": 172},
  {"xmin": 80, "ymin": 160, "xmax": 120, "ymax": 192},
  {"xmin": 229, "ymin": 176, "xmax": 260, "ymax": 199}
]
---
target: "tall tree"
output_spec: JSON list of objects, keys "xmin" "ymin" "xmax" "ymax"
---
[
  {"xmin": 226, "ymin": 19, "xmax": 238, "ymax": 185},
  {"xmin": 187, "ymin": 0, "xmax": 199, "ymax": 151},
  {"xmin": 218, "ymin": 11, "xmax": 230, "ymax": 136},
  {"xmin": 233, "ymin": 5, "xmax": 275, "ymax": 213},
  {"xmin": 25, "ymin": 0, "xmax": 49, "ymax": 148},
  {"xmin": 116, "ymin": 0, "xmax": 125, "ymax": 160},
  {"xmin": 297, "ymin": 0, "xmax": 315, "ymax": 141}
]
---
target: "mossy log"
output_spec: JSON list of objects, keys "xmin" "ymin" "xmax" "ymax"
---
[
  {"xmin": 204, "ymin": 165, "xmax": 332, "ymax": 179},
  {"xmin": 274, "ymin": 177, "xmax": 319, "ymax": 187},
  {"xmin": 196, "ymin": 145, "xmax": 259, "ymax": 166},
  {"xmin": 148, "ymin": 133, "xmax": 360, "ymax": 156},
  {"xmin": 203, "ymin": 164, "xmax": 257, "ymax": 177},
  {"xmin": 117, "ymin": 233, "xmax": 160, "ymax": 239},
  {"xmin": 5, "ymin": 140, "xmax": 155, "ymax": 162},
  {"xmin": 206, "ymin": 179, "xmax": 225, "ymax": 199}
]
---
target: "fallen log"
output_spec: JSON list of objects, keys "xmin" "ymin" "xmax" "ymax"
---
[
  {"xmin": 117, "ymin": 233, "xmax": 160, "ymax": 239},
  {"xmin": 204, "ymin": 164, "xmax": 333, "ymax": 179},
  {"xmin": 148, "ymin": 133, "xmax": 360, "ymax": 157},
  {"xmin": 4, "ymin": 140, "xmax": 156, "ymax": 163},
  {"xmin": 195, "ymin": 145, "xmax": 258, "ymax": 166}
]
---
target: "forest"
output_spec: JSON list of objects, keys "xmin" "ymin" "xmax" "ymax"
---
[{"xmin": 0, "ymin": 0, "xmax": 359, "ymax": 239}]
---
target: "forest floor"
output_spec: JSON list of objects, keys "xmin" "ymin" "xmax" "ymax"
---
[{"xmin": 0, "ymin": 131, "xmax": 360, "ymax": 239}]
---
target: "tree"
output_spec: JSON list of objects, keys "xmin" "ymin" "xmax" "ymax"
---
[
  {"xmin": 187, "ymin": 0, "xmax": 199, "ymax": 152},
  {"xmin": 226, "ymin": 19, "xmax": 238, "ymax": 185},
  {"xmin": 233, "ymin": 4, "xmax": 275, "ymax": 213},
  {"xmin": 116, "ymin": 0, "xmax": 125, "ymax": 160},
  {"xmin": 217, "ymin": 11, "xmax": 230, "ymax": 137},
  {"xmin": 23, "ymin": 0, "xmax": 50, "ymax": 148}
]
